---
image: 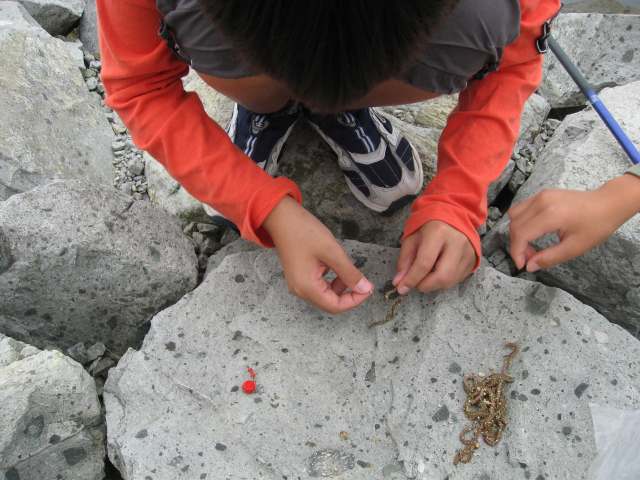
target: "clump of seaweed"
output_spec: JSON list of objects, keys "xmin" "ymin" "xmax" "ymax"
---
[{"xmin": 453, "ymin": 342, "xmax": 519, "ymax": 465}]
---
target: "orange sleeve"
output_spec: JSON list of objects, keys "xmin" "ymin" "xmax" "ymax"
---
[
  {"xmin": 96, "ymin": 0, "xmax": 301, "ymax": 246},
  {"xmin": 403, "ymin": 0, "xmax": 561, "ymax": 269}
]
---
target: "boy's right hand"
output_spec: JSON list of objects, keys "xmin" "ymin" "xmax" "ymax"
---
[{"xmin": 263, "ymin": 196, "xmax": 374, "ymax": 314}]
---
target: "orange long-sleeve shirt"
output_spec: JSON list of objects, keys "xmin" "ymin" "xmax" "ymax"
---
[{"xmin": 98, "ymin": 0, "xmax": 560, "ymax": 264}]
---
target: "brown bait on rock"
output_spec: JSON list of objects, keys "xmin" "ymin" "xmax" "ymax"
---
[
  {"xmin": 368, "ymin": 287, "xmax": 403, "ymax": 329},
  {"xmin": 453, "ymin": 342, "xmax": 519, "ymax": 465}
]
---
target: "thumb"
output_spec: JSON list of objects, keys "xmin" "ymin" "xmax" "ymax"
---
[
  {"xmin": 321, "ymin": 246, "xmax": 374, "ymax": 295},
  {"xmin": 394, "ymin": 234, "xmax": 420, "ymax": 286},
  {"xmin": 526, "ymin": 236, "xmax": 583, "ymax": 272}
]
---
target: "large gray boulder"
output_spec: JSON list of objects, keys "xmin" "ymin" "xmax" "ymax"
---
[
  {"xmin": 17, "ymin": 0, "xmax": 84, "ymax": 35},
  {"xmin": 540, "ymin": 13, "xmax": 640, "ymax": 108},
  {"xmin": 0, "ymin": 180, "xmax": 198, "ymax": 355},
  {"xmin": 0, "ymin": 333, "xmax": 104, "ymax": 480},
  {"xmin": 0, "ymin": 1, "xmax": 113, "ymax": 201},
  {"xmin": 483, "ymin": 81, "xmax": 640, "ymax": 334},
  {"xmin": 105, "ymin": 241, "xmax": 640, "ymax": 480}
]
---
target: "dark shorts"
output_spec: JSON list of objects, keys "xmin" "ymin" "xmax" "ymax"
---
[{"xmin": 156, "ymin": 0, "xmax": 521, "ymax": 95}]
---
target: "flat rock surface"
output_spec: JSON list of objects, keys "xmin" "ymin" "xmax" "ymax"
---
[
  {"xmin": 0, "ymin": 1, "xmax": 113, "ymax": 201},
  {"xmin": 483, "ymin": 81, "xmax": 640, "ymax": 334},
  {"xmin": 105, "ymin": 241, "xmax": 640, "ymax": 480},
  {"xmin": 0, "ymin": 180, "xmax": 198, "ymax": 355},
  {"xmin": 540, "ymin": 13, "xmax": 640, "ymax": 108},
  {"xmin": 0, "ymin": 333, "xmax": 104, "ymax": 480}
]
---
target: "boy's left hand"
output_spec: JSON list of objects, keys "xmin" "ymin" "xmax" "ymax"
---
[{"xmin": 393, "ymin": 220, "xmax": 476, "ymax": 295}]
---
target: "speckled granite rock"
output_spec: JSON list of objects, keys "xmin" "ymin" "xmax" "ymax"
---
[
  {"xmin": 0, "ymin": 333, "xmax": 104, "ymax": 480},
  {"xmin": 0, "ymin": 1, "xmax": 113, "ymax": 201},
  {"xmin": 540, "ymin": 13, "xmax": 640, "ymax": 108},
  {"xmin": 0, "ymin": 180, "xmax": 198, "ymax": 355},
  {"xmin": 105, "ymin": 241, "xmax": 640, "ymax": 480}
]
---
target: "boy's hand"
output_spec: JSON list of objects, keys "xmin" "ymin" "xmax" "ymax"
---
[
  {"xmin": 263, "ymin": 196, "xmax": 374, "ymax": 314},
  {"xmin": 508, "ymin": 174, "xmax": 640, "ymax": 272},
  {"xmin": 393, "ymin": 221, "xmax": 476, "ymax": 295}
]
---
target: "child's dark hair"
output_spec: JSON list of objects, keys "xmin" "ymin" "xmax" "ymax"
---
[{"xmin": 199, "ymin": 0, "xmax": 458, "ymax": 110}]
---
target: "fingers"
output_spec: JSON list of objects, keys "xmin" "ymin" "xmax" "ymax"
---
[
  {"xmin": 320, "ymin": 246, "xmax": 374, "ymax": 295},
  {"xmin": 417, "ymin": 238, "xmax": 476, "ymax": 293},
  {"xmin": 393, "ymin": 234, "xmax": 420, "ymax": 287},
  {"xmin": 396, "ymin": 233, "xmax": 444, "ymax": 295},
  {"xmin": 305, "ymin": 273, "xmax": 371, "ymax": 314},
  {"xmin": 526, "ymin": 235, "xmax": 583, "ymax": 272},
  {"xmin": 509, "ymin": 204, "xmax": 563, "ymax": 270}
]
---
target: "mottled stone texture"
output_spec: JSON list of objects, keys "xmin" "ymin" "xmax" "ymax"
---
[
  {"xmin": 0, "ymin": 334, "xmax": 105, "ymax": 480},
  {"xmin": 105, "ymin": 241, "xmax": 639, "ymax": 480},
  {"xmin": 0, "ymin": 181, "xmax": 198, "ymax": 355}
]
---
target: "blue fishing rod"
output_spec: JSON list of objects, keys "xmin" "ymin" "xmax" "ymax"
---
[{"xmin": 546, "ymin": 35, "xmax": 640, "ymax": 165}]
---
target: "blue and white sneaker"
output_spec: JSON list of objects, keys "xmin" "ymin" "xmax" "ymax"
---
[
  {"xmin": 305, "ymin": 108, "xmax": 424, "ymax": 214},
  {"xmin": 203, "ymin": 102, "xmax": 301, "ymax": 229}
]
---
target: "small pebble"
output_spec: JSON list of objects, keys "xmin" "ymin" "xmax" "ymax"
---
[
  {"xmin": 85, "ymin": 77, "xmax": 98, "ymax": 91},
  {"xmin": 112, "ymin": 140, "xmax": 126, "ymax": 152}
]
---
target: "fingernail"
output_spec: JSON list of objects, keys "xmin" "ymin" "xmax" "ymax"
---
[
  {"xmin": 354, "ymin": 277, "xmax": 374, "ymax": 295},
  {"xmin": 397, "ymin": 285, "xmax": 410, "ymax": 295},
  {"xmin": 392, "ymin": 271, "xmax": 407, "ymax": 286},
  {"xmin": 526, "ymin": 261, "xmax": 540, "ymax": 273}
]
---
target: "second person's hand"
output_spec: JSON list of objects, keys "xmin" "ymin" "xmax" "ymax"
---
[{"xmin": 263, "ymin": 196, "xmax": 375, "ymax": 314}]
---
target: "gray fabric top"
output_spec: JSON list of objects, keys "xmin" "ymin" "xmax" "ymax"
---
[{"xmin": 157, "ymin": 0, "xmax": 521, "ymax": 94}]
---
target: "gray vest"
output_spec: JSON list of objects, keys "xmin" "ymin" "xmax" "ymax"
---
[{"xmin": 156, "ymin": 0, "xmax": 521, "ymax": 94}]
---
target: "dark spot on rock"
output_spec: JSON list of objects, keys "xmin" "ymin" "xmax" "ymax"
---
[
  {"xmin": 5, "ymin": 468, "xmax": 19, "ymax": 480},
  {"xmin": 49, "ymin": 434, "xmax": 61, "ymax": 444},
  {"xmin": 448, "ymin": 362, "xmax": 461, "ymax": 374},
  {"xmin": 24, "ymin": 415, "xmax": 44, "ymax": 437},
  {"xmin": 148, "ymin": 246, "xmax": 161, "ymax": 261},
  {"xmin": 281, "ymin": 348, "xmax": 289, "ymax": 353},
  {"xmin": 622, "ymin": 49, "xmax": 635, "ymax": 63},
  {"xmin": 107, "ymin": 316, "xmax": 118, "ymax": 329},
  {"xmin": 562, "ymin": 426, "xmax": 572, "ymax": 436},
  {"xmin": 518, "ymin": 394, "xmax": 528, "ymax": 401},
  {"xmin": 479, "ymin": 474, "xmax": 491, "ymax": 480},
  {"xmin": 531, "ymin": 389, "xmax": 541, "ymax": 395},
  {"xmin": 234, "ymin": 274, "xmax": 245, "ymax": 283},
  {"xmin": 536, "ymin": 475, "xmax": 545, "ymax": 480},
  {"xmin": 610, "ymin": 379, "xmax": 618, "ymax": 386},
  {"xmin": 135, "ymin": 429, "xmax": 148, "ymax": 439},
  {"xmin": 430, "ymin": 377, "xmax": 438, "ymax": 383},
  {"xmin": 341, "ymin": 219, "xmax": 360, "ymax": 238},
  {"xmin": 200, "ymin": 475, "xmax": 207, "ymax": 479},
  {"xmin": 511, "ymin": 390, "xmax": 518, "ymax": 399},
  {"xmin": 215, "ymin": 443, "xmax": 227, "ymax": 451},
  {"xmin": 357, "ymin": 460, "xmax": 372, "ymax": 468},
  {"xmin": 254, "ymin": 397, "xmax": 263, "ymax": 403},
  {"xmin": 550, "ymin": 375, "xmax": 557, "ymax": 382},
  {"xmin": 412, "ymin": 336, "xmax": 420, "ymax": 343},
  {"xmin": 353, "ymin": 256, "xmax": 367, "ymax": 269},
  {"xmin": 432, "ymin": 405, "xmax": 449, "ymax": 422},
  {"xmin": 63, "ymin": 447, "xmax": 87, "ymax": 466},
  {"xmin": 24, "ymin": 308, "xmax": 37, "ymax": 317},
  {"xmin": 365, "ymin": 362, "xmax": 376, "ymax": 383},
  {"xmin": 232, "ymin": 330, "xmax": 242, "ymax": 341},
  {"xmin": 231, "ymin": 385, "xmax": 239, "ymax": 392},
  {"xmin": 574, "ymin": 383, "xmax": 589, "ymax": 398},
  {"xmin": 526, "ymin": 284, "xmax": 556, "ymax": 315},
  {"xmin": 165, "ymin": 341, "xmax": 176, "ymax": 351},
  {"xmin": 522, "ymin": 369, "xmax": 529, "ymax": 380}
]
